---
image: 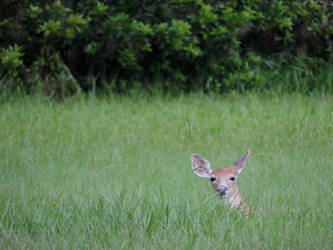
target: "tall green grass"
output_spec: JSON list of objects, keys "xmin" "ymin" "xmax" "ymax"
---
[
  {"xmin": 261, "ymin": 57, "xmax": 333, "ymax": 94},
  {"xmin": 0, "ymin": 93, "xmax": 332, "ymax": 249}
]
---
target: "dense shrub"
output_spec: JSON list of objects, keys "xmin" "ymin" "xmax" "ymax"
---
[{"xmin": 0, "ymin": 0, "xmax": 332, "ymax": 95}]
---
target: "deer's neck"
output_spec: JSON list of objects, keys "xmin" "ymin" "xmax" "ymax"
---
[
  {"xmin": 220, "ymin": 190, "xmax": 248, "ymax": 209},
  {"xmin": 220, "ymin": 192, "xmax": 240, "ymax": 207}
]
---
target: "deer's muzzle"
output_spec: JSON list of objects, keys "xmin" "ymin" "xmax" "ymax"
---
[{"xmin": 216, "ymin": 185, "xmax": 227, "ymax": 196}]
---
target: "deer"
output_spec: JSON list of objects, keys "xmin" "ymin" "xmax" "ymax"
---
[{"xmin": 191, "ymin": 151, "xmax": 251, "ymax": 214}]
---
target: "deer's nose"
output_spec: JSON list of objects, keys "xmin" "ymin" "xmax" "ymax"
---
[{"xmin": 217, "ymin": 185, "xmax": 227, "ymax": 194}]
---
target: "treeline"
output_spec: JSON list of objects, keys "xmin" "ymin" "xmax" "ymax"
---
[{"xmin": 0, "ymin": 0, "xmax": 332, "ymax": 96}]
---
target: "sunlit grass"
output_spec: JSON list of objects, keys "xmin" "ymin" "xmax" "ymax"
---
[{"xmin": 0, "ymin": 93, "xmax": 332, "ymax": 249}]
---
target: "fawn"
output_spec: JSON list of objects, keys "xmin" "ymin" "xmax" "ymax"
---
[{"xmin": 191, "ymin": 151, "xmax": 251, "ymax": 214}]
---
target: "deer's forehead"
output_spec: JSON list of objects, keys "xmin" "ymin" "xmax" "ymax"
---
[{"xmin": 213, "ymin": 167, "xmax": 236, "ymax": 177}]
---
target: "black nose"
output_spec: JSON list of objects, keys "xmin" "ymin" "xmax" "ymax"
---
[{"xmin": 217, "ymin": 186, "xmax": 227, "ymax": 193}]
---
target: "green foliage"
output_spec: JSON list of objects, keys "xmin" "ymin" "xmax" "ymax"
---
[
  {"xmin": 0, "ymin": 44, "xmax": 24, "ymax": 78},
  {"xmin": 0, "ymin": 0, "xmax": 332, "ymax": 94}
]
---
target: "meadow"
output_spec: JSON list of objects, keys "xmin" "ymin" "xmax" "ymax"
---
[{"xmin": 0, "ymin": 92, "xmax": 332, "ymax": 249}]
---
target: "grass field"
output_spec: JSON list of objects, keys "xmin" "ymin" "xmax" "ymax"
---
[{"xmin": 0, "ymin": 93, "xmax": 332, "ymax": 249}]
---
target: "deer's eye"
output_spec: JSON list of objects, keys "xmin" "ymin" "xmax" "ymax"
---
[
  {"xmin": 210, "ymin": 177, "xmax": 216, "ymax": 182},
  {"xmin": 229, "ymin": 177, "xmax": 235, "ymax": 181}
]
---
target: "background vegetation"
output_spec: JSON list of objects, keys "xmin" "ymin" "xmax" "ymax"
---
[{"xmin": 0, "ymin": 0, "xmax": 332, "ymax": 96}]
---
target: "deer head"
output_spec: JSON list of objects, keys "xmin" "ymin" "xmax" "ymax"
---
[{"xmin": 191, "ymin": 151, "xmax": 250, "ymax": 208}]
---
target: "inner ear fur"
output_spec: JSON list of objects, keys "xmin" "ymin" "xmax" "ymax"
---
[
  {"xmin": 191, "ymin": 154, "xmax": 213, "ymax": 178},
  {"xmin": 232, "ymin": 151, "xmax": 250, "ymax": 174}
]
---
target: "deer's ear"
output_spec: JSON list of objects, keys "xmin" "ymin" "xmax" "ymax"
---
[
  {"xmin": 191, "ymin": 154, "xmax": 213, "ymax": 178},
  {"xmin": 233, "ymin": 151, "xmax": 250, "ymax": 175}
]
